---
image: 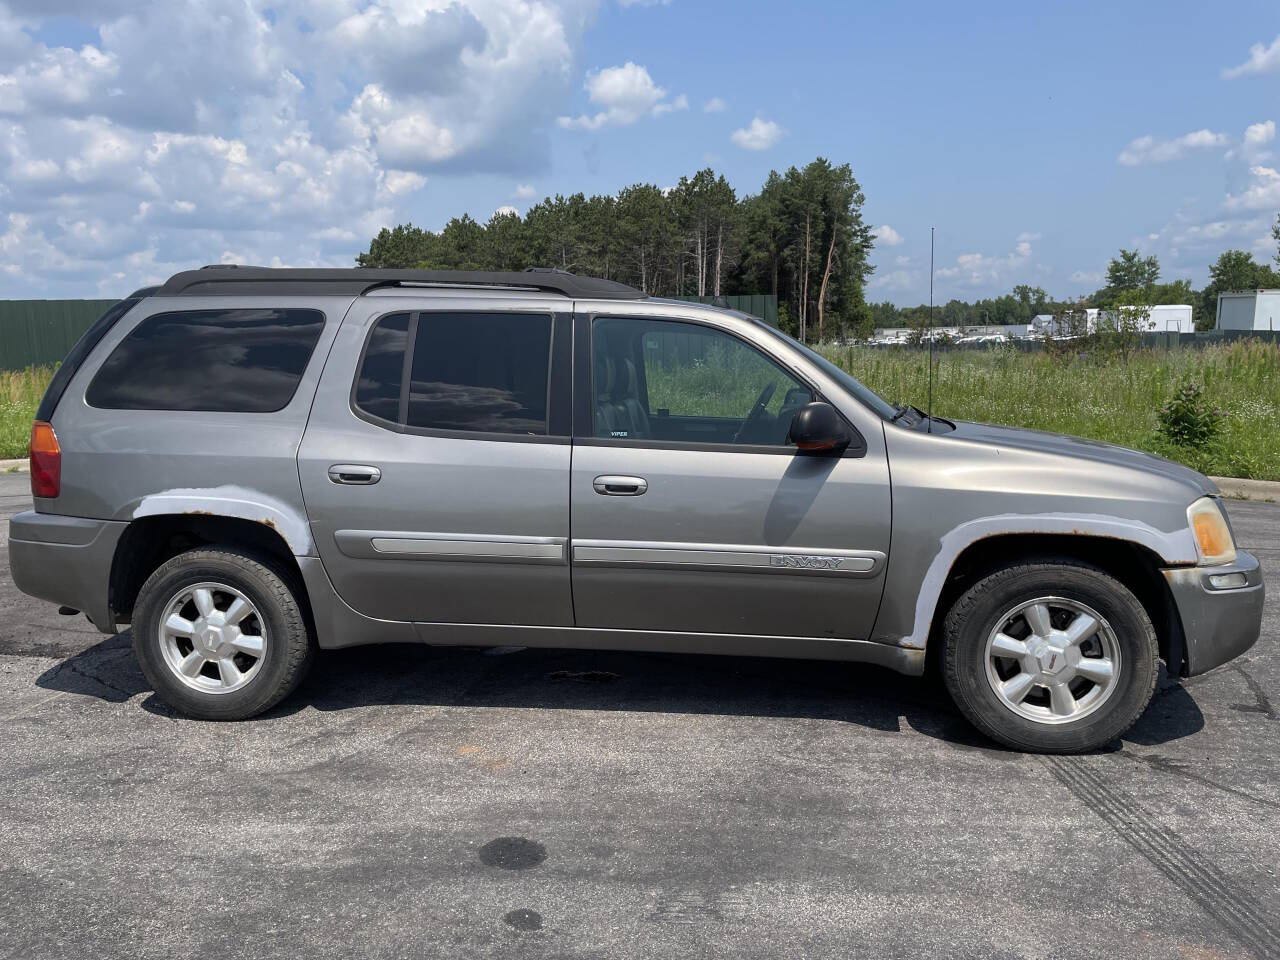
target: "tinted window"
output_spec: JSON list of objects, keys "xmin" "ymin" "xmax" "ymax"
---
[
  {"xmin": 36, "ymin": 297, "xmax": 142, "ymax": 421},
  {"xmin": 406, "ymin": 313, "xmax": 551, "ymax": 435},
  {"xmin": 592, "ymin": 317, "xmax": 810, "ymax": 447},
  {"xmin": 86, "ymin": 309, "xmax": 324, "ymax": 412},
  {"xmin": 353, "ymin": 313, "xmax": 409, "ymax": 423}
]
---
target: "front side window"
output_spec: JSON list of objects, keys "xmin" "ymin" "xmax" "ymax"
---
[
  {"xmin": 592, "ymin": 317, "xmax": 812, "ymax": 447},
  {"xmin": 353, "ymin": 312, "xmax": 553, "ymax": 436},
  {"xmin": 86, "ymin": 308, "xmax": 324, "ymax": 412},
  {"xmin": 754, "ymin": 321, "xmax": 898, "ymax": 421}
]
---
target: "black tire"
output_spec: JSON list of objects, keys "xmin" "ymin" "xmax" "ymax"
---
[
  {"xmin": 132, "ymin": 547, "xmax": 315, "ymax": 720},
  {"xmin": 942, "ymin": 559, "xmax": 1158, "ymax": 753}
]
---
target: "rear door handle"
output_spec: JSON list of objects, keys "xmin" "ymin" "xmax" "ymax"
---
[
  {"xmin": 328, "ymin": 464, "xmax": 382, "ymax": 485},
  {"xmin": 593, "ymin": 475, "xmax": 647, "ymax": 496}
]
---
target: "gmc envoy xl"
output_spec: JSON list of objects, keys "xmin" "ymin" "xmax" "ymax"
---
[{"xmin": 8, "ymin": 267, "xmax": 1263, "ymax": 752}]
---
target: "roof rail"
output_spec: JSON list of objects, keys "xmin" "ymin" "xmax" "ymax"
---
[{"xmin": 154, "ymin": 265, "xmax": 646, "ymax": 300}]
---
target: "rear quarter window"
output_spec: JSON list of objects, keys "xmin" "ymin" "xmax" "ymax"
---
[{"xmin": 85, "ymin": 308, "xmax": 325, "ymax": 412}]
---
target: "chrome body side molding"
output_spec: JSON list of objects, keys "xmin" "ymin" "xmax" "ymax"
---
[
  {"xmin": 571, "ymin": 539, "xmax": 885, "ymax": 577},
  {"xmin": 336, "ymin": 530, "xmax": 567, "ymax": 563}
]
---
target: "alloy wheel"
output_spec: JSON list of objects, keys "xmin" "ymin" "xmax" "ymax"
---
[
  {"xmin": 157, "ymin": 581, "xmax": 267, "ymax": 694},
  {"xmin": 983, "ymin": 596, "xmax": 1121, "ymax": 724}
]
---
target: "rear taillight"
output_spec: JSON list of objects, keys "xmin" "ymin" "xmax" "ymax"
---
[{"xmin": 29, "ymin": 421, "xmax": 60, "ymax": 498}]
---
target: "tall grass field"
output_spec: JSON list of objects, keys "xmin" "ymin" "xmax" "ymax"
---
[
  {"xmin": 2, "ymin": 340, "xmax": 1278, "ymax": 479},
  {"xmin": 1, "ymin": 366, "xmax": 51, "ymax": 466},
  {"xmin": 817, "ymin": 340, "xmax": 1280, "ymax": 481}
]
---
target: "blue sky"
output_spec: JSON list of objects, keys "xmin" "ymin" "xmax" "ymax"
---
[{"xmin": 1, "ymin": 0, "xmax": 1277, "ymax": 303}]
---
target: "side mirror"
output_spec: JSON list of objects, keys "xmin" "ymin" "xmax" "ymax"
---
[{"xmin": 789, "ymin": 402, "xmax": 850, "ymax": 453}]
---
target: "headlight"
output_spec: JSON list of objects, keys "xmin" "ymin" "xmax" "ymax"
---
[{"xmin": 1188, "ymin": 497, "xmax": 1237, "ymax": 566}]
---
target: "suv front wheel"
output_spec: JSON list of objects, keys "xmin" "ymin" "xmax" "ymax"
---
[
  {"xmin": 942, "ymin": 559, "xmax": 1159, "ymax": 753},
  {"xmin": 132, "ymin": 547, "xmax": 315, "ymax": 720}
]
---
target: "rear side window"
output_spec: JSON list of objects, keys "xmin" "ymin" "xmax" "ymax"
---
[
  {"xmin": 354, "ymin": 312, "xmax": 553, "ymax": 436},
  {"xmin": 86, "ymin": 309, "xmax": 325, "ymax": 412},
  {"xmin": 36, "ymin": 296, "xmax": 143, "ymax": 421},
  {"xmin": 353, "ymin": 313, "xmax": 409, "ymax": 423}
]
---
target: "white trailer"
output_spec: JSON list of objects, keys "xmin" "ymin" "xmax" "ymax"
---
[
  {"xmin": 1031, "ymin": 305, "xmax": 1194, "ymax": 337},
  {"xmin": 1092, "ymin": 305, "xmax": 1194, "ymax": 333},
  {"xmin": 1216, "ymin": 290, "xmax": 1280, "ymax": 331}
]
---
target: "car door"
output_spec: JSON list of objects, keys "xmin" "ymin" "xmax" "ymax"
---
[
  {"xmin": 569, "ymin": 310, "xmax": 892, "ymax": 641},
  {"xmin": 298, "ymin": 294, "xmax": 574, "ymax": 626}
]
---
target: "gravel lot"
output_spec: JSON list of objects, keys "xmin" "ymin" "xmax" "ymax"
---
[{"xmin": 2, "ymin": 470, "xmax": 1278, "ymax": 960}]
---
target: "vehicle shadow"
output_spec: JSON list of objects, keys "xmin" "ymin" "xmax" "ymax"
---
[{"xmin": 34, "ymin": 632, "xmax": 1204, "ymax": 752}]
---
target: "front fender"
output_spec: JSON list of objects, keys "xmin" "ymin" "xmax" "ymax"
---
[
  {"xmin": 875, "ymin": 425, "xmax": 1202, "ymax": 652},
  {"xmin": 871, "ymin": 512, "xmax": 1198, "ymax": 651}
]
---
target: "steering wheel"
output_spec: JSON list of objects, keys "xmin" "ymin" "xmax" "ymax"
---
[{"xmin": 732, "ymin": 382, "xmax": 776, "ymax": 443}]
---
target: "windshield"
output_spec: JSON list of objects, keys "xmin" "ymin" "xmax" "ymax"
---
[{"xmin": 753, "ymin": 322, "xmax": 898, "ymax": 420}]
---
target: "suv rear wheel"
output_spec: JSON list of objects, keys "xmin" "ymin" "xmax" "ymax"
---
[
  {"xmin": 942, "ymin": 559, "xmax": 1158, "ymax": 753},
  {"xmin": 132, "ymin": 547, "xmax": 315, "ymax": 720}
]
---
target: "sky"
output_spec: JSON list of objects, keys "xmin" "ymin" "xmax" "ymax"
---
[{"xmin": 0, "ymin": 0, "xmax": 1277, "ymax": 304}]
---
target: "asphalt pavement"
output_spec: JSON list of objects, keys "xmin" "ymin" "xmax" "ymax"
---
[{"xmin": 1, "ymin": 469, "xmax": 1278, "ymax": 959}]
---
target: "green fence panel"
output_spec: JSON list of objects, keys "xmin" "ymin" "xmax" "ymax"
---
[
  {"xmin": 0, "ymin": 299, "xmax": 118, "ymax": 370},
  {"xmin": 667, "ymin": 294, "xmax": 779, "ymax": 327}
]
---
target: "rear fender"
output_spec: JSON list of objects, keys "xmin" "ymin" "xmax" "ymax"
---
[{"xmin": 129, "ymin": 486, "xmax": 313, "ymax": 556}]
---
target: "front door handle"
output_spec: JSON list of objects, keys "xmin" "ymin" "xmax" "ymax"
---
[
  {"xmin": 328, "ymin": 464, "xmax": 382, "ymax": 485},
  {"xmin": 593, "ymin": 475, "xmax": 647, "ymax": 496}
]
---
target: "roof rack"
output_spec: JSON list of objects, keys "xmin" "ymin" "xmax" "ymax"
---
[{"xmin": 154, "ymin": 265, "xmax": 646, "ymax": 300}]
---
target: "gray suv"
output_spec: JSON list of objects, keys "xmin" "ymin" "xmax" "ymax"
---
[{"xmin": 9, "ymin": 267, "xmax": 1264, "ymax": 752}]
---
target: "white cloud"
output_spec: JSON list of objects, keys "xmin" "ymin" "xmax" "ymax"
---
[
  {"xmin": 1223, "ymin": 34, "xmax": 1280, "ymax": 78},
  {"xmin": 935, "ymin": 236, "xmax": 1036, "ymax": 288},
  {"xmin": 730, "ymin": 116, "xmax": 784, "ymax": 151},
  {"xmin": 493, "ymin": 204, "xmax": 519, "ymax": 217},
  {"xmin": 1224, "ymin": 165, "xmax": 1280, "ymax": 212},
  {"xmin": 1225, "ymin": 120, "xmax": 1276, "ymax": 163},
  {"xmin": 1070, "ymin": 271, "xmax": 1103, "ymax": 285},
  {"xmin": 1245, "ymin": 120, "xmax": 1276, "ymax": 145},
  {"xmin": 383, "ymin": 170, "xmax": 427, "ymax": 195},
  {"xmin": 557, "ymin": 62, "xmax": 686, "ymax": 130},
  {"xmin": 652, "ymin": 93, "xmax": 688, "ymax": 116},
  {"xmin": 872, "ymin": 224, "xmax": 903, "ymax": 246},
  {"xmin": 514, "ymin": 183, "xmax": 537, "ymax": 199},
  {"xmin": 703, "ymin": 96, "xmax": 726, "ymax": 113},
  {"xmin": 1117, "ymin": 129, "xmax": 1228, "ymax": 166},
  {"xmin": 0, "ymin": 0, "xmax": 602, "ymax": 295},
  {"xmin": 868, "ymin": 268, "xmax": 919, "ymax": 293},
  {"xmin": 617, "ymin": 0, "xmax": 671, "ymax": 5}
]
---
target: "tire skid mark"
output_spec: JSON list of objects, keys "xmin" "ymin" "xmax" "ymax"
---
[
  {"xmin": 1232, "ymin": 664, "xmax": 1277, "ymax": 721},
  {"xmin": 1044, "ymin": 756, "xmax": 1280, "ymax": 960},
  {"xmin": 1122, "ymin": 752, "xmax": 1280, "ymax": 811},
  {"xmin": 0, "ymin": 688, "xmax": 71, "ymax": 723}
]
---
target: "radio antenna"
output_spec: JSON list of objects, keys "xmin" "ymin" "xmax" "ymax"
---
[{"xmin": 927, "ymin": 226, "xmax": 935, "ymax": 434}]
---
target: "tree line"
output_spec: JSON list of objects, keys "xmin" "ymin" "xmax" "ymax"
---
[
  {"xmin": 358, "ymin": 158, "xmax": 874, "ymax": 342},
  {"xmin": 360, "ymin": 173, "xmax": 1280, "ymax": 341}
]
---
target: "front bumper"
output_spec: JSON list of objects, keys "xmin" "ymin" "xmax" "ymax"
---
[
  {"xmin": 1162, "ymin": 550, "xmax": 1264, "ymax": 676},
  {"xmin": 8, "ymin": 510, "xmax": 127, "ymax": 634}
]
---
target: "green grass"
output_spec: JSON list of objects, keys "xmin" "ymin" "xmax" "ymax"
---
[
  {"xmin": 0, "ymin": 366, "xmax": 51, "ymax": 460},
  {"xmin": 819, "ymin": 340, "xmax": 1280, "ymax": 481}
]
